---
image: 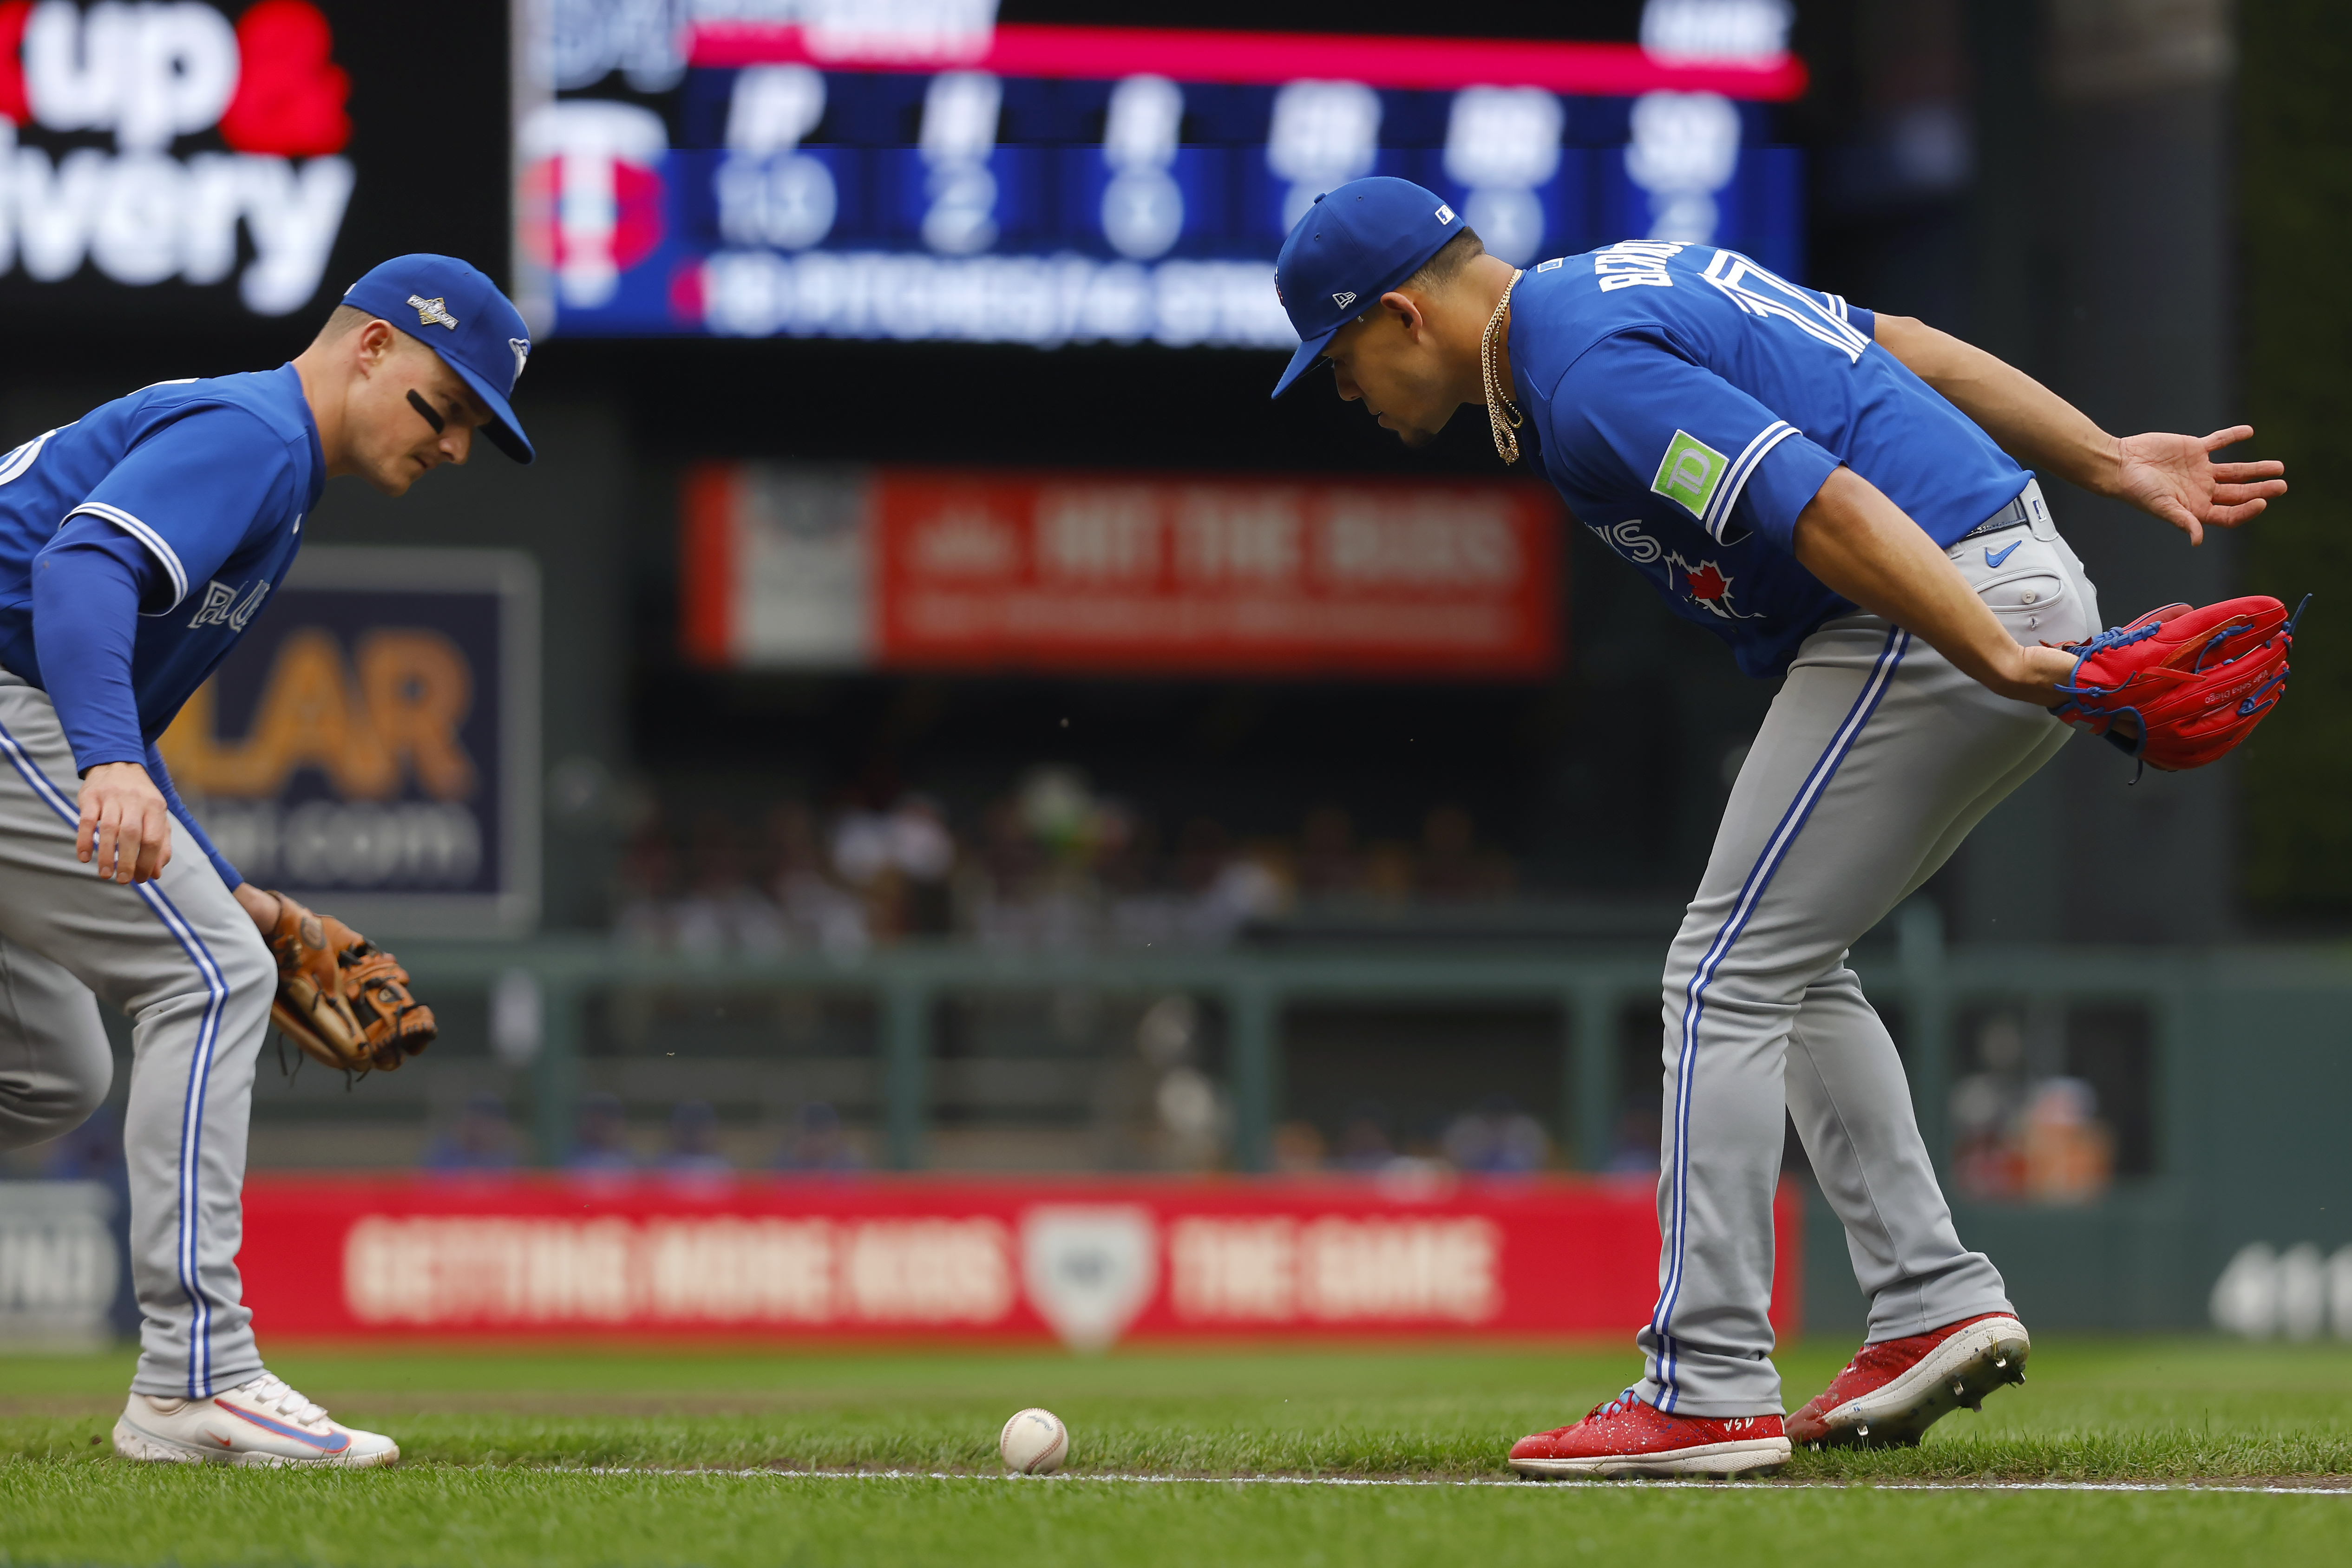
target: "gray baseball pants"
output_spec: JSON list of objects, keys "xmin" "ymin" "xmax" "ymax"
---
[
  {"xmin": 0, "ymin": 670, "xmax": 274, "ymax": 1399},
  {"xmin": 1635, "ymin": 482, "xmax": 2099, "ymax": 1416}
]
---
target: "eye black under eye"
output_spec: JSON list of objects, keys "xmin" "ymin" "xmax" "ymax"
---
[{"xmin": 406, "ymin": 388, "xmax": 446, "ymax": 434}]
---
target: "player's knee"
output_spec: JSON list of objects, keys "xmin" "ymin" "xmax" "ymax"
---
[
  {"xmin": 0, "ymin": 1046, "xmax": 111, "ymax": 1148},
  {"xmin": 1657, "ymin": 966, "xmax": 1697, "ymax": 1018},
  {"xmin": 217, "ymin": 923, "xmax": 275, "ymax": 1008},
  {"xmin": 56, "ymin": 1055, "xmax": 111, "ymax": 1128}
]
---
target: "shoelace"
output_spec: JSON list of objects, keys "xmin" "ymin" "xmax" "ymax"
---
[
  {"xmin": 233, "ymin": 1372, "xmax": 330, "ymax": 1427},
  {"xmin": 1585, "ymin": 1390, "xmax": 1644, "ymax": 1422}
]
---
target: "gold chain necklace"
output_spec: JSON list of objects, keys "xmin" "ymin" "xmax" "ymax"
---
[{"xmin": 1481, "ymin": 268, "xmax": 1525, "ymax": 464}]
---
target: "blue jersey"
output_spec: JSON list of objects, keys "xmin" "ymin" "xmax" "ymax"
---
[
  {"xmin": 1507, "ymin": 242, "xmax": 2030, "ymax": 677},
  {"xmin": 0, "ymin": 365, "xmax": 323, "ymax": 743}
]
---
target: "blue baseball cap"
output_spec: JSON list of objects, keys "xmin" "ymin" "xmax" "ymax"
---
[
  {"xmin": 1270, "ymin": 177, "xmax": 1464, "ymax": 399},
  {"xmin": 340, "ymin": 255, "xmax": 535, "ymax": 464}
]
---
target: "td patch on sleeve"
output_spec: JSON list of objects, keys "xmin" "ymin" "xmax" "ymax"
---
[{"xmin": 1651, "ymin": 430, "xmax": 1728, "ymax": 518}]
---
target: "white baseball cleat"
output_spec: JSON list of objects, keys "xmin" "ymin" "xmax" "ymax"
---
[{"xmin": 112, "ymin": 1372, "xmax": 400, "ymax": 1468}]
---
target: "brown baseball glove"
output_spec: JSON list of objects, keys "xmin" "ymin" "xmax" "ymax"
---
[{"xmin": 265, "ymin": 892, "xmax": 437, "ymax": 1075}]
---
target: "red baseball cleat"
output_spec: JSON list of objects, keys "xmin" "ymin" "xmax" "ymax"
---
[
  {"xmin": 1509, "ymin": 1393, "xmax": 1790, "ymax": 1479},
  {"xmin": 1786, "ymin": 1312, "xmax": 2031, "ymax": 1449}
]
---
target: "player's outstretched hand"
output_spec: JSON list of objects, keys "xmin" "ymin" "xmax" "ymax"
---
[
  {"xmin": 76, "ymin": 760, "xmax": 173, "ymax": 885},
  {"xmin": 2114, "ymin": 426, "xmax": 2287, "ymax": 546}
]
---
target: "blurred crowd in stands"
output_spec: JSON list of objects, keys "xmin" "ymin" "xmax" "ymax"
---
[
  {"xmin": 1947, "ymin": 1014, "xmax": 2116, "ymax": 1203},
  {"xmin": 416, "ymin": 1090, "xmax": 1560, "ymax": 1179},
  {"xmin": 422, "ymin": 1093, "xmax": 866, "ymax": 1177},
  {"xmin": 1268, "ymin": 1097, "xmax": 1554, "ymax": 1177},
  {"xmin": 610, "ymin": 767, "xmax": 1516, "ymax": 956}
]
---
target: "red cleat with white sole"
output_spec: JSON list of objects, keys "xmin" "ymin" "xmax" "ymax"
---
[
  {"xmin": 1509, "ymin": 1393, "xmax": 1790, "ymax": 1479},
  {"xmin": 1786, "ymin": 1312, "xmax": 2031, "ymax": 1449}
]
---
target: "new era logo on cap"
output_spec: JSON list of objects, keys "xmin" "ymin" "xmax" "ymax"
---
[{"xmin": 1332, "ymin": 291, "xmax": 1356, "ymax": 308}]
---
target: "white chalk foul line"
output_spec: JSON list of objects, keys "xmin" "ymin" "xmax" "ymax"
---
[{"xmin": 569, "ymin": 1467, "xmax": 2352, "ymax": 1496}]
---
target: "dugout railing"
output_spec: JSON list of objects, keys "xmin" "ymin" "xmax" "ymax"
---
[{"xmin": 383, "ymin": 902, "xmax": 2324, "ymax": 1186}]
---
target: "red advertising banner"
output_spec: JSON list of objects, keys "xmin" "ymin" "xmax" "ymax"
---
[
  {"xmin": 686, "ymin": 21, "xmax": 1810, "ymax": 100},
  {"xmin": 240, "ymin": 1175, "xmax": 1798, "ymax": 1346},
  {"xmin": 680, "ymin": 466, "xmax": 1564, "ymax": 680}
]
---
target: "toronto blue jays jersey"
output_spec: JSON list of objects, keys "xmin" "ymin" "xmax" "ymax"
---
[
  {"xmin": 1507, "ymin": 242, "xmax": 2031, "ymax": 677},
  {"xmin": 0, "ymin": 365, "xmax": 323, "ymax": 744}
]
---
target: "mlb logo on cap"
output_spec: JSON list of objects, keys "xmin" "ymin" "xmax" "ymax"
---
[
  {"xmin": 341, "ymin": 255, "xmax": 536, "ymax": 463},
  {"xmin": 1270, "ymin": 177, "xmax": 1462, "ymax": 399}
]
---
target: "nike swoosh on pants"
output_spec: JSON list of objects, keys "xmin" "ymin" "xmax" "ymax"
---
[{"xmin": 1985, "ymin": 540, "xmax": 2022, "ymax": 568}]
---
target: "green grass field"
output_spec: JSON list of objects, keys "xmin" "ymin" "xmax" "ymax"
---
[{"xmin": 4, "ymin": 1339, "xmax": 2350, "ymax": 1567}]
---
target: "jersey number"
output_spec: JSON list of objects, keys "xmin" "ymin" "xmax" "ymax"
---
[{"xmin": 1700, "ymin": 251, "xmax": 1871, "ymax": 364}]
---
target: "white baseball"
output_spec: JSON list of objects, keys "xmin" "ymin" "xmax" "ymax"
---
[{"xmin": 999, "ymin": 1407, "xmax": 1069, "ymax": 1475}]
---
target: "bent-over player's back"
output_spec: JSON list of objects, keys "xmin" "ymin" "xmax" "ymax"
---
[
  {"xmin": 0, "ymin": 371, "xmax": 318, "ymax": 604},
  {"xmin": 1500, "ymin": 241, "xmax": 2040, "ymax": 677},
  {"xmin": 0, "ymin": 365, "xmax": 324, "ymax": 742},
  {"xmin": 1509, "ymin": 241, "xmax": 2028, "ymax": 549}
]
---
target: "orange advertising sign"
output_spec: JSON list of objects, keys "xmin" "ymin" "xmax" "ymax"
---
[{"xmin": 682, "ymin": 465, "xmax": 1563, "ymax": 679}]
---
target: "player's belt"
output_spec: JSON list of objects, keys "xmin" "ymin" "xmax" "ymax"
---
[{"xmin": 1954, "ymin": 480, "xmax": 2056, "ymax": 546}]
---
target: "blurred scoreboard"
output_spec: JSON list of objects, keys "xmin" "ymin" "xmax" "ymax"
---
[{"xmin": 518, "ymin": 8, "xmax": 1808, "ymax": 348}]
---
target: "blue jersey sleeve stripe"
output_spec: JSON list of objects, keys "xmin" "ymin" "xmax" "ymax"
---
[
  {"xmin": 66, "ymin": 503, "xmax": 188, "ymax": 609},
  {"xmin": 0, "ymin": 429, "xmax": 60, "ymax": 487},
  {"xmin": 1703, "ymin": 421, "xmax": 1799, "ymax": 542}
]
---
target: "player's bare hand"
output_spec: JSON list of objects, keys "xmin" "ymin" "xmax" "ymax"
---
[
  {"xmin": 1988, "ymin": 642, "xmax": 2082, "ymax": 707},
  {"xmin": 233, "ymin": 882, "xmax": 283, "ymax": 935},
  {"xmin": 2112, "ymin": 426, "xmax": 2287, "ymax": 546},
  {"xmin": 76, "ymin": 761, "xmax": 173, "ymax": 885}
]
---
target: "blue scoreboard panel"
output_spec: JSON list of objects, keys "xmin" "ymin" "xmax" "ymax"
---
[{"xmin": 518, "ymin": 17, "xmax": 1808, "ymax": 348}]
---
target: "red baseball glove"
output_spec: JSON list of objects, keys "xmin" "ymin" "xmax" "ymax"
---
[{"xmin": 2049, "ymin": 595, "xmax": 2304, "ymax": 776}]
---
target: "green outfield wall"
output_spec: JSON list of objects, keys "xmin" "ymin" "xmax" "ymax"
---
[{"xmin": 378, "ymin": 915, "xmax": 2352, "ymax": 1333}]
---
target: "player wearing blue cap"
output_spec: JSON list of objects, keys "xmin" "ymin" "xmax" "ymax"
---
[
  {"xmin": 1272, "ymin": 180, "xmax": 2284, "ymax": 1477},
  {"xmin": 0, "ymin": 255, "xmax": 533, "ymax": 1467}
]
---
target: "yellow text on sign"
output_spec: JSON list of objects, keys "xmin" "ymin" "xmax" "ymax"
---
[{"xmin": 159, "ymin": 627, "xmax": 478, "ymax": 801}]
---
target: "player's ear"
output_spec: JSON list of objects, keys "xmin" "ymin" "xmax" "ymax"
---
[
  {"xmin": 1379, "ymin": 289, "xmax": 1426, "ymax": 338},
  {"xmin": 354, "ymin": 318, "xmax": 398, "ymax": 373}
]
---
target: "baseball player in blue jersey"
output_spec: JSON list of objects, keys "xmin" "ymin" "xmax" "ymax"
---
[
  {"xmin": 0, "ymin": 255, "xmax": 533, "ymax": 1467},
  {"xmin": 1271, "ymin": 180, "xmax": 2285, "ymax": 1477}
]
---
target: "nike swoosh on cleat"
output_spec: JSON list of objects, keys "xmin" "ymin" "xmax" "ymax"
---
[
  {"xmin": 1985, "ymin": 540, "xmax": 2022, "ymax": 568},
  {"xmin": 222, "ymin": 1405, "xmax": 352, "ymax": 1452}
]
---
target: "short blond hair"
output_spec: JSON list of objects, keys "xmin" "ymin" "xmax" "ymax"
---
[{"xmin": 311, "ymin": 303, "xmax": 377, "ymax": 345}]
